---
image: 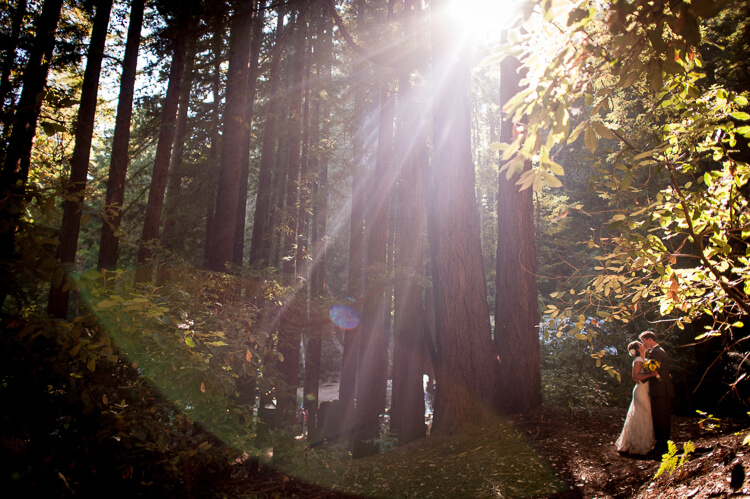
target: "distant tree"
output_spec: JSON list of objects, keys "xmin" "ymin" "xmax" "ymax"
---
[
  {"xmin": 97, "ymin": 0, "xmax": 145, "ymax": 271},
  {"xmin": 207, "ymin": 0, "xmax": 256, "ymax": 272},
  {"xmin": 135, "ymin": 3, "xmax": 195, "ymax": 283}
]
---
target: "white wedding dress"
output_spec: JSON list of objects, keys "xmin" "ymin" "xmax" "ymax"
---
[{"xmin": 615, "ymin": 356, "xmax": 655, "ymax": 455}]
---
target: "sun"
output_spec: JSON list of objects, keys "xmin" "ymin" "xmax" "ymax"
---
[{"xmin": 443, "ymin": 0, "xmax": 523, "ymax": 40}]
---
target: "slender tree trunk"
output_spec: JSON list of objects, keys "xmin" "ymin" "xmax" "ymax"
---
[
  {"xmin": 0, "ymin": 0, "xmax": 64, "ymax": 310},
  {"xmin": 202, "ymin": 6, "xmax": 225, "ymax": 268},
  {"xmin": 249, "ymin": 11, "xmax": 287, "ymax": 268},
  {"xmin": 494, "ymin": 53, "xmax": 540, "ymax": 414},
  {"xmin": 339, "ymin": 0, "xmax": 368, "ymax": 442},
  {"xmin": 275, "ymin": 14, "xmax": 307, "ymax": 460},
  {"xmin": 160, "ymin": 37, "xmax": 197, "ymax": 272},
  {"xmin": 207, "ymin": 0, "xmax": 255, "ymax": 272},
  {"xmin": 47, "ymin": 0, "xmax": 113, "ymax": 317},
  {"xmin": 135, "ymin": 12, "xmax": 191, "ymax": 283},
  {"xmin": 233, "ymin": 0, "xmax": 266, "ymax": 266},
  {"xmin": 353, "ymin": 86, "xmax": 394, "ymax": 458},
  {"xmin": 304, "ymin": 6, "xmax": 332, "ymax": 442},
  {"xmin": 97, "ymin": 0, "xmax": 145, "ymax": 271},
  {"xmin": 428, "ymin": 0, "xmax": 497, "ymax": 435}
]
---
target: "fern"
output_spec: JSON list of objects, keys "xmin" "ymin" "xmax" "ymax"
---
[{"xmin": 654, "ymin": 440, "xmax": 695, "ymax": 478}]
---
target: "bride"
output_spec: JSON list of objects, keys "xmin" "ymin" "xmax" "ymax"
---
[{"xmin": 616, "ymin": 341, "xmax": 657, "ymax": 455}]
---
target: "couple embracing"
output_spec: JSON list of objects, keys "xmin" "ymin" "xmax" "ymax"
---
[{"xmin": 615, "ymin": 331, "xmax": 675, "ymax": 456}]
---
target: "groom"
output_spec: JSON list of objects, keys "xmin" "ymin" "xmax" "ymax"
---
[{"xmin": 640, "ymin": 331, "xmax": 675, "ymax": 455}]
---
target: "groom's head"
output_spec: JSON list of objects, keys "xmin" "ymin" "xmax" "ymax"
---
[{"xmin": 639, "ymin": 331, "xmax": 658, "ymax": 349}]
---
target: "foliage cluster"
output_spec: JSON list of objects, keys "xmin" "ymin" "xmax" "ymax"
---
[
  {"xmin": 484, "ymin": 0, "xmax": 750, "ymax": 407},
  {"xmin": 2, "ymin": 252, "xmax": 347, "ymax": 495}
]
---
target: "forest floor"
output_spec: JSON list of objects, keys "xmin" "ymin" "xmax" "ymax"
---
[{"xmin": 217, "ymin": 405, "xmax": 750, "ymax": 499}]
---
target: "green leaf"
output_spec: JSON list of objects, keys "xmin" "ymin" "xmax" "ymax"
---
[
  {"xmin": 185, "ymin": 337, "xmax": 196, "ymax": 348},
  {"xmin": 593, "ymin": 122, "xmax": 616, "ymax": 140},
  {"xmin": 584, "ymin": 125, "xmax": 598, "ymax": 153},
  {"xmin": 730, "ymin": 112, "xmax": 750, "ymax": 121}
]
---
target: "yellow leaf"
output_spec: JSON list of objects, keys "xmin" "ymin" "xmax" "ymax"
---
[{"xmin": 584, "ymin": 125, "xmax": 598, "ymax": 153}]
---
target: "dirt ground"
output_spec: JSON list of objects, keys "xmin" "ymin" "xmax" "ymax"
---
[{"xmin": 219, "ymin": 406, "xmax": 750, "ymax": 498}]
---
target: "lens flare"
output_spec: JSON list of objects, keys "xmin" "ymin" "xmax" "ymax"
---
[{"xmin": 329, "ymin": 304, "xmax": 360, "ymax": 330}]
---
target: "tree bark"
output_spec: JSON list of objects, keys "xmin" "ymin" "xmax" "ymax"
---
[
  {"xmin": 202, "ymin": 3, "xmax": 226, "ymax": 268},
  {"xmin": 494, "ymin": 54, "xmax": 541, "ymax": 414},
  {"xmin": 97, "ymin": 0, "xmax": 145, "ymax": 271},
  {"xmin": 391, "ymin": 0, "xmax": 427, "ymax": 442},
  {"xmin": 303, "ymin": 5, "xmax": 332, "ymax": 442},
  {"xmin": 135, "ymin": 11, "xmax": 191, "ymax": 283},
  {"xmin": 248, "ymin": 11, "xmax": 287, "ymax": 268},
  {"xmin": 0, "ymin": 0, "xmax": 64, "ymax": 309},
  {"xmin": 233, "ymin": 0, "xmax": 266, "ymax": 267},
  {"xmin": 47, "ymin": 0, "xmax": 113, "ymax": 317},
  {"xmin": 428, "ymin": 0, "xmax": 497, "ymax": 435},
  {"xmin": 353, "ymin": 84, "xmax": 395, "ymax": 458},
  {"xmin": 207, "ymin": 0, "xmax": 255, "ymax": 272},
  {"xmin": 339, "ymin": 0, "xmax": 368, "ymax": 443},
  {"xmin": 160, "ymin": 37, "xmax": 197, "ymax": 273}
]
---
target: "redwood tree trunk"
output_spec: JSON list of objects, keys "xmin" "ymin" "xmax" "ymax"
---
[
  {"xmin": 339, "ymin": 0, "xmax": 368, "ymax": 443},
  {"xmin": 48, "ymin": 0, "xmax": 113, "ymax": 317},
  {"xmin": 135, "ymin": 12, "xmax": 191, "ymax": 283},
  {"xmin": 391, "ymin": 4, "xmax": 427, "ymax": 440},
  {"xmin": 233, "ymin": 0, "xmax": 266, "ymax": 266},
  {"xmin": 353, "ymin": 86, "xmax": 394, "ymax": 458},
  {"xmin": 248, "ymin": 11, "xmax": 287, "ymax": 268},
  {"xmin": 97, "ymin": 0, "xmax": 145, "ymax": 271},
  {"xmin": 207, "ymin": 0, "xmax": 255, "ymax": 272},
  {"xmin": 160, "ymin": 37, "xmax": 197, "ymax": 270},
  {"xmin": 428, "ymin": 0, "xmax": 497, "ymax": 435},
  {"xmin": 494, "ymin": 54, "xmax": 541, "ymax": 414},
  {"xmin": 0, "ymin": 0, "xmax": 64, "ymax": 310}
]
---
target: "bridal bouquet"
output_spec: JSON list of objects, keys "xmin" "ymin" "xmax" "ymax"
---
[{"xmin": 644, "ymin": 359, "xmax": 661, "ymax": 380}]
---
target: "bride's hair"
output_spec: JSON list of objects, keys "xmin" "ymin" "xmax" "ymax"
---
[{"xmin": 627, "ymin": 341, "xmax": 641, "ymax": 357}]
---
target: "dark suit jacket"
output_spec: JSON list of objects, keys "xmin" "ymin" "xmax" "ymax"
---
[{"xmin": 647, "ymin": 345, "xmax": 675, "ymax": 398}]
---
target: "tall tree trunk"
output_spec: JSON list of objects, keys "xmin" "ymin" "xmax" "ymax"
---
[
  {"xmin": 248, "ymin": 10, "xmax": 287, "ymax": 268},
  {"xmin": 0, "ymin": 0, "xmax": 64, "ymax": 310},
  {"xmin": 304, "ymin": 6, "xmax": 332, "ymax": 442},
  {"xmin": 275, "ymin": 13, "xmax": 307, "ymax": 460},
  {"xmin": 494, "ymin": 53, "xmax": 540, "ymax": 414},
  {"xmin": 202, "ymin": 5, "xmax": 225, "ymax": 268},
  {"xmin": 135, "ymin": 12, "xmax": 191, "ymax": 283},
  {"xmin": 160, "ymin": 37, "xmax": 197, "ymax": 273},
  {"xmin": 97, "ymin": 0, "xmax": 145, "ymax": 271},
  {"xmin": 391, "ymin": 0, "xmax": 427, "ymax": 442},
  {"xmin": 47, "ymin": 0, "xmax": 113, "ymax": 317},
  {"xmin": 339, "ymin": 0, "xmax": 368, "ymax": 443},
  {"xmin": 428, "ymin": 0, "xmax": 497, "ymax": 435},
  {"xmin": 233, "ymin": 0, "xmax": 266, "ymax": 266},
  {"xmin": 353, "ymin": 86, "xmax": 394, "ymax": 458},
  {"xmin": 207, "ymin": 0, "xmax": 255, "ymax": 272}
]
